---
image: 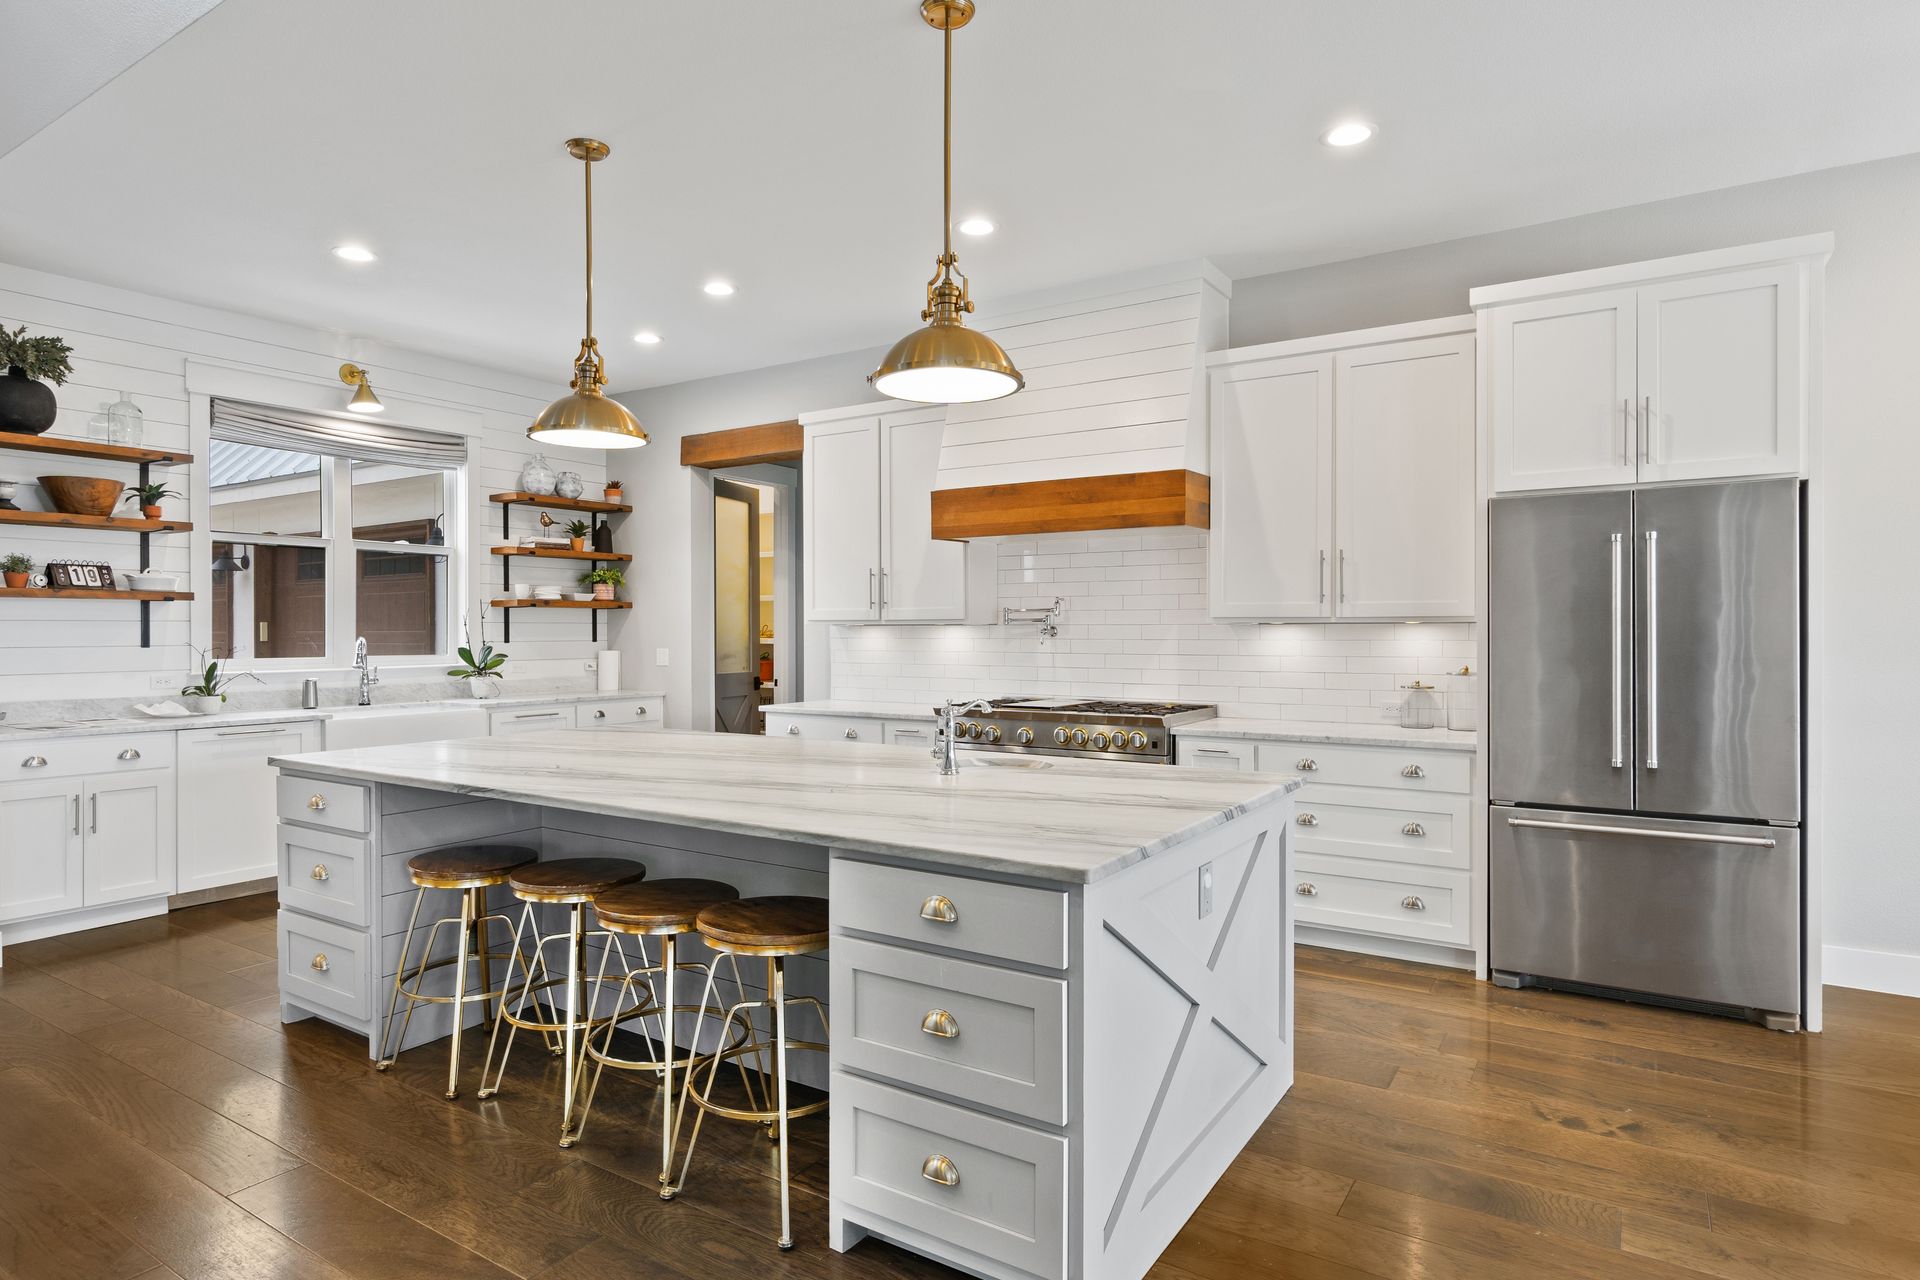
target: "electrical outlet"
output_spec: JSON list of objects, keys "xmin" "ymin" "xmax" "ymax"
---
[
  {"xmin": 1198, "ymin": 861, "xmax": 1214, "ymax": 918},
  {"xmin": 655, "ymin": 648, "xmax": 670, "ymax": 666},
  {"xmin": 148, "ymin": 673, "xmax": 176, "ymax": 691},
  {"xmin": 583, "ymin": 659, "xmax": 597, "ymax": 672},
  {"xmin": 1382, "ymin": 700, "xmax": 1403, "ymax": 715}
]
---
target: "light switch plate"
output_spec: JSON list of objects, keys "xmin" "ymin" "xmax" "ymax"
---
[
  {"xmin": 655, "ymin": 648, "xmax": 670, "ymax": 666},
  {"xmin": 1198, "ymin": 861, "xmax": 1214, "ymax": 918}
]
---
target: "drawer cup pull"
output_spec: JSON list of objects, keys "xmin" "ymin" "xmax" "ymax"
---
[
  {"xmin": 844, "ymin": 727, "xmax": 859, "ymax": 740},
  {"xmin": 920, "ymin": 1009, "xmax": 959, "ymax": 1039},
  {"xmin": 1401, "ymin": 822, "xmax": 1426, "ymax": 838},
  {"xmin": 117, "ymin": 747, "xmax": 142, "ymax": 761},
  {"xmin": 1401, "ymin": 896, "xmax": 1426, "ymax": 912},
  {"xmin": 1296, "ymin": 882, "xmax": 1318, "ymax": 897},
  {"xmin": 310, "ymin": 864, "xmax": 330, "ymax": 882},
  {"xmin": 920, "ymin": 1154, "xmax": 960, "ymax": 1187},
  {"xmin": 635, "ymin": 706, "xmax": 648, "ymax": 716},
  {"xmin": 311, "ymin": 953, "xmax": 331, "ymax": 972},
  {"xmin": 1401, "ymin": 763, "xmax": 1426, "ymax": 779},
  {"xmin": 787, "ymin": 724, "xmax": 801, "ymax": 735},
  {"xmin": 1296, "ymin": 812, "xmax": 1318, "ymax": 827},
  {"xmin": 918, "ymin": 894, "xmax": 957, "ymax": 924},
  {"xmin": 593, "ymin": 709, "xmax": 607, "ymax": 719},
  {"xmin": 1295, "ymin": 757, "xmax": 1318, "ymax": 771},
  {"xmin": 21, "ymin": 755, "xmax": 47, "ymax": 768},
  {"xmin": 307, "ymin": 794, "xmax": 328, "ymax": 811}
]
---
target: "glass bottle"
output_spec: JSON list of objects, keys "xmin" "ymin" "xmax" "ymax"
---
[{"xmin": 106, "ymin": 391, "xmax": 144, "ymax": 445}]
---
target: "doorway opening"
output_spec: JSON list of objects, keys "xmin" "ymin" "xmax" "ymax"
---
[{"xmin": 713, "ymin": 477, "xmax": 789, "ymax": 732}]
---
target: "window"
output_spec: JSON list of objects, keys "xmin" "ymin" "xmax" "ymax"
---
[{"xmin": 209, "ymin": 400, "xmax": 463, "ymax": 666}]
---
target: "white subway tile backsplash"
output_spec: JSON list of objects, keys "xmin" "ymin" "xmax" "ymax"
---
[{"xmin": 827, "ymin": 527, "xmax": 1477, "ymax": 722}]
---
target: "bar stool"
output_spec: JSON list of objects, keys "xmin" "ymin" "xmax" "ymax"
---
[
  {"xmin": 571, "ymin": 878, "xmax": 748, "ymax": 1186},
  {"xmin": 666, "ymin": 895, "xmax": 830, "ymax": 1250},
  {"xmin": 477, "ymin": 857, "xmax": 647, "ymax": 1145},
  {"xmin": 374, "ymin": 844, "xmax": 536, "ymax": 1099}
]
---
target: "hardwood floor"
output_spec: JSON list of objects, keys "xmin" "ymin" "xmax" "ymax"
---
[{"xmin": 3, "ymin": 896, "xmax": 1918, "ymax": 1280}]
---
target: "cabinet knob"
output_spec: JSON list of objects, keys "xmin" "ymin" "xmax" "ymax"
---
[
  {"xmin": 311, "ymin": 953, "xmax": 331, "ymax": 972},
  {"xmin": 1401, "ymin": 896, "xmax": 1427, "ymax": 912},
  {"xmin": 117, "ymin": 748, "xmax": 141, "ymax": 761},
  {"xmin": 21, "ymin": 755, "xmax": 47, "ymax": 768},
  {"xmin": 310, "ymin": 864, "xmax": 330, "ymax": 882},
  {"xmin": 844, "ymin": 727, "xmax": 859, "ymax": 740},
  {"xmin": 1401, "ymin": 763, "xmax": 1426, "ymax": 779},
  {"xmin": 918, "ymin": 894, "xmax": 957, "ymax": 924},
  {"xmin": 920, "ymin": 1009, "xmax": 959, "ymax": 1039},
  {"xmin": 1296, "ymin": 812, "xmax": 1318, "ymax": 827},
  {"xmin": 920, "ymin": 1154, "xmax": 960, "ymax": 1187},
  {"xmin": 307, "ymin": 794, "xmax": 328, "ymax": 811},
  {"xmin": 1295, "ymin": 882, "xmax": 1318, "ymax": 897},
  {"xmin": 1295, "ymin": 757, "xmax": 1318, "ymax": 771},
  {"xmin": 787, "ymin": 724, "xmax": 800, "ymax": 735},
  {"xmin": 1401, "ymin": 822, "xmax": 1426, "ymax": 838}
]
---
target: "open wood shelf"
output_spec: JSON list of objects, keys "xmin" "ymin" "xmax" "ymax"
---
[
  {"xmin": 489, "ymin": 492, "xmax": 631, "ymax": 514},
  {"xmin": 0, "ymin": 587, "xmax": 194, "ymax": 602},
  {"xmin": 489, "ymin": 545, "xmax": 632, "ymax": 562},
  {"xmin": 0, "ymin": 431, "xmax": 193, "ymax": 467},
  {"xmin": 0, "ymin": 509, "xmax": 192, "ymax": 533},
  {"xmin": 489, "ymin": 598, "xmax": 631, "ymax": 610}
]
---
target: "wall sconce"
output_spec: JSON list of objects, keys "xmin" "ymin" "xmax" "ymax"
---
[
  {"xmin": 339, "ymin": 363, "xmax": 384, "ymax": 414},
  {"xmin": 211, "ymin": 543, "xmax": 252, "ymax": 581}
]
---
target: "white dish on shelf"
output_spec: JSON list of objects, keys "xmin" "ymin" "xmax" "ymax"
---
[
  {"xmin": 125, "ymin": 572, "xmax": 180, "ymax": 591},
  {"xmin": 570, "ymin": 592, "xmax": 595, "ymax": 601}
]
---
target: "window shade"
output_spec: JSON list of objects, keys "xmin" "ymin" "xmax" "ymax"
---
[{"xmin": 211, "ymin": 399, "xmax": 467, "ymax": 469}]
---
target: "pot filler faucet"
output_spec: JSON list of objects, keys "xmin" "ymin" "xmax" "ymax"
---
[
  {"xmin": 934, "ymin": 699, "xmax": 995, "ymax": 776},
  {"xmin": 354, "ymin": 636, "xmax": 380, "ymax": 706}
]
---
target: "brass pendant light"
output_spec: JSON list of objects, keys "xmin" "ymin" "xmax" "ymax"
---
[
  {"xmin": 869, "ymin": 0, "xmax": 1023, "ymax": 404},
  {"xmin": 528, "ymin": 138, "xmax": 649, "ymax": 449}
]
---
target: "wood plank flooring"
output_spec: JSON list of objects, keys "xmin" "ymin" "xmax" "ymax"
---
[{"xmin": 3, "ymin": 895, "xmax": 1918, "ymax": 1279}]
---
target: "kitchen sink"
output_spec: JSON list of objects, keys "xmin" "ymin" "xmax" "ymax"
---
[{"xmin": 962, "ymin": 755, "xmax": 1053, "ymax": 769}]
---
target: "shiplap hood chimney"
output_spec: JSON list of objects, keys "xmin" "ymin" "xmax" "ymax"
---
[{"xmin": 930, "ymin": 262, "xmax": 1230, "ymax": 540}]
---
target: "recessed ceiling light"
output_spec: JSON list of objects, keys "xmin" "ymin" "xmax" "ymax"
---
[
  {"xmin": 957, "ymin": 216, "xmax": 995, "ymax": 237},
  {"xmin": 633, "ymin": 330, "xmax": 662, "ymax": 345},
  {"xmin": 332, "ymin": 244, "xmax": 377, "ymax": 263},
  {"xmin": 703, "ymin": 280, "xmax": 735, "ymax": 297},
  {"xmin": 1321, "ymin": 121, "xmax": 1375, "ymax": 148}
]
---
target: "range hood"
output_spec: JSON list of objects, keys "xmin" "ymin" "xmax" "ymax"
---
[{"xmin": 930, "ymin": 262, "xmax": 1230, "ymax": 540}]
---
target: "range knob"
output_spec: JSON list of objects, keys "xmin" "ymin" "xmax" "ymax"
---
[
  {"xmin": 1090, "ymin": 732, "xmax": 1110, "ymax": 750},
  {"xmin": 1052, "ymin": 726, "xmax": 1071, "ymax": 745},
  {"xmin": 1128, "ymin": 731, "xmax": 1148, "ymax": 750},
  {"xmin": 963, "ymin": 722, "xmax": 982, "ymax": 740},
  {"xmin": 984, "ymin": 726, "xmax": 1002, "ymax": 744},
  {"xmin": 1070, "ymin": 728, "xmax": 1089, "ymax": 747},
  {"xmin": 1015, "ymin": 727, "xmax": 1034, "ymax": 745},
  {"xmin": 1109, "ymin": 733, "xmax": 1129, "ymax": 751}
]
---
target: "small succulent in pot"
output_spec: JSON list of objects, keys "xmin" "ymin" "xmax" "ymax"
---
[
  {"xmin": 565, "ymin": 517, "xmax": 591, "ymax": 551},
  {"xmin": 123, "ymin": 481, "xmax": 182, "ymax": 520},
  {"xmin": 1, "ymin": 551, "xmax": 31, "ymax": 589},
  {"xmin": 448, "ymin": 610, "xmax": 507, "ymax": 698},
  {"xmin": 178, "ymin": 646, "xmax": 262, "ymax": 714},
  {"xmin": 580, "ymin": 566, "xmax": 625, "ymax": 600},
  {"xmin": 604, "ymin": 479, "xmax": 623, "ymax": 501},
  {"xmin": 0, "ymin": 323, "xmax": 74, "ymax": 435}
]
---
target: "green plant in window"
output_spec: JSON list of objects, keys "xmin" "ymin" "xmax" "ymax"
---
[
  {"xmin": 448, "ymin": 610, "xmax": 507, "ymax": 680},
  {"xmin": 179, "ymin": 646, "xmax": 262, "ymax": 702}
]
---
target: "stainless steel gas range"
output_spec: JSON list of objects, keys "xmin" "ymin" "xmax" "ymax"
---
[{"xmin": 937, "ymin": 696, "xmax": 1218, "ymax": 764}]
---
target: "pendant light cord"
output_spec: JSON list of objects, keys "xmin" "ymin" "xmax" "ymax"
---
[
  {"xmin": 584, "ymin": 149, "xmax": 595, "ymax": 346},
  {"xmin": 943, "ymin": 17, "xmax": 953, "ymax": 264}
]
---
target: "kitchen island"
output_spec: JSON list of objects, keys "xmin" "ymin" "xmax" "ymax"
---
[{"xmin": 270, "ymin": 729, "xmax": 1298, "ymax": 1280}]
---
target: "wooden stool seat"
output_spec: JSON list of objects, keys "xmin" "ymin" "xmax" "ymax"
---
[
  {"xmin": 594, "ymin": 879, "xmax": 741, "ymax": 935},
  {"xmin": 406, "ymin": 844, "xmax": 537, "ymax": 889},
  {"xmin": 695, "ymin": 896, "xmax": 829, "ymax": 955},
  {"xmin": 508, "ymin": 858, "xmax": 646, "ymax": 903}
]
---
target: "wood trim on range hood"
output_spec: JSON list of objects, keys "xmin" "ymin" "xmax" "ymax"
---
[
  {"xmin": 679, "ymin": 419, "xmax": 803, "ymax": 468},
  {"xmin": 931, "ymin": 469, "xmax": 1209, "ymax": 540}
]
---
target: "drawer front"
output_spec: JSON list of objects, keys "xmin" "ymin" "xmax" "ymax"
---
[
  {"xmin": 1175, "ymin": 738, "xmax": 1254, "ymax": 771},
  {"xmin": 833, "ymin": 858, "xmax": 1068, "ymax": 971},
  {"xmin": 1290, "ymin": 855, "xmax": 1469, "ymax": 946},
  {"xmin": 5, "ymin": 733, "xmax": 176, "ymax": 783},
  {"xmin": 1259, "ymin": 741, "xmax": 1472, "ymax": 793},
  {"xmin": 276, "ymin": 773, "xmax": 370, "ymax": 834},
  {"xmin": 832, "ymin": 1073, "xmax": 1065, "ymax": 1280},
  {"xmin": 882, "ymin": 720, "xmax": 937, "ymax": 751},
  {"xmin": 488, "ymin": 705, "xmax": 578, "ymax": 735},
  {"xmin": 770, "ymin": 714, "xmax": 879, "ymax": 744},
  {"xmin": 277, "ymin": 910, "xmax": 370, "ymax": 1021},
  {"xmin": 833, "ymin": 936, "xmax": 1066, "ymax": 1125},
  {"xmin": 575, "ymin": 697, "xmax": 665, "ymax": 731},
  {"xmin": 1291, "ymin": 785, "xmax": 1471, "ymax": 871},
  {"xmin": 278, "ymin": 825, "xmax": 371, "ymax": 927}
]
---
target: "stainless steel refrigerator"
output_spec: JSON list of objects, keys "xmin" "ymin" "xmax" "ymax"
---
[{"xmin": 1488, "ymin": 478, "xmax": 1803, "ymax": 1028}]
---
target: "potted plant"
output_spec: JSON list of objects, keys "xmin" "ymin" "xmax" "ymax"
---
[
  {"xmin": 1, "ymin": 552, "xmax": 30, "ymax": 589},
  {"xmin": 565, "ymin": 518, "xmax": 591, "ymax": 552},
  {"xmin": 123, "ymin": 481, "xmax": 181, "ymax": 520},
  {"xmin": 0, "ymin": 324, "xmax": 73, "ymax": 435},
  {"xmin": 581, "ymin": 566, "xmax": 625, "ymax": 601},
  {"xmin": 178, "ymin": 647, "xmax": 261, "ymax": 714},
  {"xmin": 447, "ymin": 611, "xmax": 507, "ymax": 697},
  {"xmin": 604, "ymin": 479, "xmax": 623, "ymax": 502}
]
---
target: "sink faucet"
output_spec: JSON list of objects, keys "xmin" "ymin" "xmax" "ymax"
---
[
  {"xmin": 353, "ymin": 636, "xmax": 379, "ymax": 706},
  {"xmin": 934, "ymin": 699, "xmax": 995, "ymax": 776}
]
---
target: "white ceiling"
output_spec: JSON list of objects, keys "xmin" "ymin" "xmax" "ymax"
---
[{"xmin": 3, "ymin": 0, "xmax": 1917, "ymax": 394}]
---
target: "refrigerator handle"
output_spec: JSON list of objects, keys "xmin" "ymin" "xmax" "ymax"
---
[
  {"xmin": 1610, "ymin": 533, "xmax": 1624, "ymax": 769},
  {"xmin": 1644, "ymin": 528, "xmax": 1659, "ymax": 770},
  {"xmin": 1505, "ymin": 816, "xmax": 1775, "ymax": 848}
]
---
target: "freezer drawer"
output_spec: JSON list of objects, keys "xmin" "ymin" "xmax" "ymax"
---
[{"xmin": 1490, "ymin": 806, "xmax": 1800, "ymax": 1015}]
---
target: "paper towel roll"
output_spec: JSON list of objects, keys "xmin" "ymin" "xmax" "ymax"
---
[{"xmin": 596, "ymin": 649, "xmax": 621, "ymax": 692}]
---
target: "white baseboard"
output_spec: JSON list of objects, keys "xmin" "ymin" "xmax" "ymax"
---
[{"xmin": 1823, "ymin": 944, "xmax": 1920, "ymax": 999}]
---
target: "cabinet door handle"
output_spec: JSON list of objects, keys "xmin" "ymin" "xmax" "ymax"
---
[
  {"xmin": 1295, "ymin": 757, "xmax": 1317, "ymax": 771},
  {"xmin": 513, "ymin": 711, "xmax": 563, "ymax": 721},
  {"xmin": 1401, "ymin": 896, "xmax": 1427, "ymax": 912},
  {"xmin": 787, "ymin": 724, "xmax": 801, "ymax": 735},
  {"xmin": 311, "ymin": 864, "xmax": 330, "ymax": 882},
  {"xmin": 117, "ymin": 748, "xmax": 141, "ymax": 761},
  {"xmin": 216, "ymin": 726, "xmax": 284, "ymax": 737},
  {"xmin": 72, "ymin": 794, "xmax": 81, "ymax": 835},
  {"xmin": 920, "ymin": 1154, "xmax": 959, "ymax": 1187},
  {"xmin": 1319, "ymin": 549, "xmax": 1327, "ymax": 604},
  {"xmin": 1339, "ymin": 549, "xmax": 1347, "ymax": 604},
  {"xmin": 1296, "ymin": 812, "xmax": 1318, "ymax": 827},
  {"xmin": 311, "ymin": 954, "xmax": 331, "ymax": 972},
  {"xmin": 1622, "ymin": 397, "xmax": 1633, "ymax": 466},
  {"xmin": 21, "ymin": 755, "xmax": 47, "ymax": 768},
  {"xmin": 90, "ymin": 793, "xmax": 98, "ymax": 834},
  {"xmin": 880, "ymin": 567, "xmax": 888, "ymax": 608},
  {"xmin": 918, "ymin": 894, "xmax": 957, "ymax": 924},
  {"xmin": 308, "ymin": 794, "xmax": 328, "ymax": 811},
  {"xmin": 920, "ymin": 1009, "xmax": 959, "ymax": 1039},
  {"xmin": 1401, "ymin": 764, "xmax": 1425, "ymax": 779},
  {"xmin": 868, "ymin": 568, "xmax": 877, "ymax": 609},
  {"xmin": 1295, "ymin": 882, "xmax": 1318, "ymax": 897},
  {"xmin": 844, "ymin": 727, "xmax": 859, "ymax": 740},
  {"xmin": 1643, "ymin": 394, "xmax": 1656, "ymax": 463},
  {"xmin": 1401, "ymin": 822, "xmax": 1426, "ymax": 838}
]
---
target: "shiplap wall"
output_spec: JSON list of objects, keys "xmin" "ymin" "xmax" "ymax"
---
[
  {"xmin": 933, "ymin": 265, "xmax": 1230, "ymax": 491},
  {"xmin": 0, "ymin": 261, "xmax": 606, "ymax": 701}
]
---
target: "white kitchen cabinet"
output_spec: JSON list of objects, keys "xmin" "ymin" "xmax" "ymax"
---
[
  {"xmin": 1479, "ymin": 237, "xmax": 1824, "ymax": 493},
  {"xmin": 0, "ymin": 779, "xmax": 83, "ymax": 922},
  {"xmin": 82, "ymin": 773, "xmax": 175, "ymax": 906},
  {"xmin": 1208, "ymin": 354, "xmax": 1333, "ymax": 619},
  {"xmin": 574, "ymin": 696, "xmax": 665, "ymax": 731},
  {"xmin": 488, "ymin": 705, "xmax": 578, "ymax": 735},
  {"xmin": 1334, "ymin": 335, "xmax": 1476, "ymax": 617},
  {"xmin": 177, "ymin": 720, "xmax": 323, "ymax": 894},
  {"xmin": 802, "ymin": 402, "xmax": 992, "ymax": 625}
]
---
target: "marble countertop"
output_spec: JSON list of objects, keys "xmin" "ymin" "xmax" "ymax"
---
[
  {"xmin": 272, "ymin": 729, "xmax": 1299, "ymax": 884},
  {"xmin": 762, "ymin": 700, "xmax": 938, "ymax": 721},
  {"xmin": 0, "ymin": 689, "xmax": 665, "ymax": 741},
  {"xmin": 1172, "ymin": 717, "xmax": 1477, "ymax": 751}
]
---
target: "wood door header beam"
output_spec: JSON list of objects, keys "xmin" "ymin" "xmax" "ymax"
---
[
  {"xmin": 931, "ymin": 469, "xmax": 1210, "ymax": 540},
  {"xmin": 678, "ymin": 420, "xmax": 803, "ymax": 469}
]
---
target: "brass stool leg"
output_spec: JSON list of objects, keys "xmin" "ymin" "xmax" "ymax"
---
[
  {"xmin": 774, "ymin": 954, "xmax": 793, "ymax": 1250},
  {"xmin": 659, "ymin": 931, "xmax": 677, "ymax": 1191},
  {"xmin": 474, "ymin": 890, "xmax": 494, "ymax": 1030},
  {"xmin": 662, "ymin": 962, "xmax": 725, "ymax": 1200},
  {"xmin": 477, "ymin": 900, "xmax": 537, "ymax": 1099},
  {"xmin": 559, "ymin": 902, "xmax": 585, "ymax": 1147},
  {"xmin": 444, "ymin": 886, "xmax": 476, "ymax": 1100},
  {"xmin": 375, "ymin": 886, "xmax": 427, "ymax": 1070}
]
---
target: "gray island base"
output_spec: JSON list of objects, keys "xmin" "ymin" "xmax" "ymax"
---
[{"xmin": 270, "ymin": 730, "xmax": 1299, "ymax": 1280}]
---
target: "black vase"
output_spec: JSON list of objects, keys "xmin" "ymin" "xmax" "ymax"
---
[
  {"xmin": 0, "ymin": 367, "xmax": 57, "ymax": 435},
  {"xmin": 591, "ymin": 517, "xmax": 614, "ymax": 554}
]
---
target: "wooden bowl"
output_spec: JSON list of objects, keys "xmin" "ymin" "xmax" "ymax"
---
[{"xmin": 39, "ymin": 475, "xmax": 126, "ymax": 517}]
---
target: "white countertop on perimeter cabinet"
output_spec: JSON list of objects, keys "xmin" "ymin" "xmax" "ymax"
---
[
  {"xmin": 762, "ymin": 700, "xmax": 938, "ymax": 721},
  {"xmin": 272, "ymin": 728, "xmax": 1299, "ymax": 884},
  {"xmin": 1174, "ymin": 717, "xmax": 1478, "ymax": 751}
]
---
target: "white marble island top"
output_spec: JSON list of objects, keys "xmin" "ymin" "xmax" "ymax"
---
[{"xmin": 272, "ymin": 729, "xmax": 1299, "ymax": 884}]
